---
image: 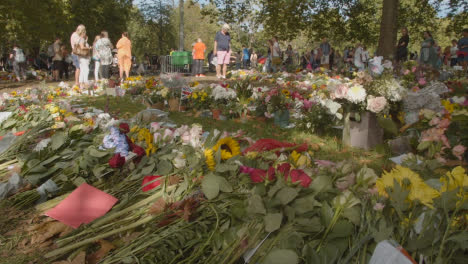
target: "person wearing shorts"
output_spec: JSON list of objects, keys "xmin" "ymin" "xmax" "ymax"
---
[
  {"xmin": 214, "ymin": 24, "xmax": 231, "ymax": 79},
  {"xmin": 116, "ymin": 32, "xmax": 132, "ymax": 81},
  {"xmin": 71, "ymin": 24, "xmax": 85, "ymax": 86}
]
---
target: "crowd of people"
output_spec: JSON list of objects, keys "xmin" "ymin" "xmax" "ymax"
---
[
  {"xmin": 2, "ymin": 25, "xmax": 468, "ymax": 83},
  {"xmin": 2, "ymin": 24, "xmax": 134, "ymax": 86},
  {"xmin": 69, "ymin": 24, "xmax": 132, "ymax": 88}
]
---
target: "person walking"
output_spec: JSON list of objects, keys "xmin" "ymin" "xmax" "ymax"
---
[
  {"xmin": 116, "ymin": 32, "xmax": 132, "ymax": 81},
  {"xmin": 250, "ymin": 50, "xmax": 258, "ymax": 69},
  {"xmin": 95, "ymin": 31, "xmax": 113, "ymax": 80},
  {"xmin": 9, "ymin": 44, "xmax": 27, "ymax": 82},
  {"xmin": 71, "ymin": 25, "xmax": 86, "ymax": 86},
  {"xmin": 458, "ymin": 28, "xmax": 468, "ymax": 71},
  {"xmin": 52, "ymin": 38, "xmax": 63, "ymax": 81},
  {"xmin": 329, "ymin": 48, "xmax": 335, "ymax": 70},
  {"xmin": 319, "ymin": 37, "xmax": 331, "ymax": 69},
  {"xmin": 77, "ymin": 32, "xmax": 91, "ymax": 88},
  {"xmin": 61, "ymin": 45, "xmax": 70, "ymax": 80},
  {"xmin": 242, "ymin": 45, "xmax": 250, "ymax": 69},
  {"xmin": 450, "ymin": 39, "xmax": 458, "ymax": 67},
  {"xmin": 419, "ymin": 31, "xmax": 438, "ymax": 69},
  {"xmin": 271, "ymin": 37, "xmax": 281, "ymax": 72},
  {"xmin": 92, "ymin": 35, "xmax": 101, "ymax": 82},
  {"xmin": 285, "ymin": 45, "xmax": 294, "ymax": 66},
  {"xmin": 396, "ymin": 28, "xmax": 410, "ymax": 63},
  {"xmin": 354, "ymin": 43, "xmax": 365, "ymax": 71},
  {"xmin": 214, "ymin": 24, "xmax": 231, "ymax": 79},
  {"xmin": 362, "ymin": 46, "xmax": 370, "ymax": 68},
  {"xmin": 192, "ymin": 38, "xmax": 206, "ymax": 77}
]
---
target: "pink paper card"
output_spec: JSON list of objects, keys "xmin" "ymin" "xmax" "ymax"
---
[{"xmin": 45, "ymin": 183, "xmax": 118, "ymax": 228}]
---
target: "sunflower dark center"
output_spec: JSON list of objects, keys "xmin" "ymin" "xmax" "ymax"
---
[{"xmin": 221, "ymin": 144, "xmax": 232, "ymax": 153}]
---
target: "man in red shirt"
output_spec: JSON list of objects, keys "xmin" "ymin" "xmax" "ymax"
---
[{"xmin": 192, "ymin": 38, "xmax": 206, "ymax": 77}]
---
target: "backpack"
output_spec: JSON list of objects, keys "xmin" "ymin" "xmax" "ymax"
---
[
  {"xmin": 14, "ymin": 48, "xmax": 25, "ymax": 63},
  {"xmin": 47, "ymin": 44, "xmax": 55, "ymax": 57}
]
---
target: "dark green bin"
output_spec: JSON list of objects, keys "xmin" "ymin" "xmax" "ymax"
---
[{"xmin": 171, "ymin": 51, "xmax": 192, "ymax": 66}]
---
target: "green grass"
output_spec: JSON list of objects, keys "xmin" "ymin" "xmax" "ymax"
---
[
  {"xmin": 77, "ymin": 97, "xmax": 393, "ymax": 174},
  {"xmin": 75, "ymin": 95, "xmax": 147, "ymax": 118}
]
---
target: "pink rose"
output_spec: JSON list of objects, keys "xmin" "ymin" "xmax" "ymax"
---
[
  {"xmin": 403, "ymin": 69, "xmax": 410, "ymax": 75},
  {"xmin": 438, "ymin": 118, "xmax": 450, "ymax": 129},
  {"xmin": 334, "ymin": 84, "xmax": 348, "ymax": 99},
  {"xmin": 412, "ymin": 66, "xmax": 417, "ymax": 73},
  {"xmin": 452, "ymin": 145, "xmax": 466, "ymax": 160},
  {"xmin": 429, "ymin": 117, "xmax": 440, "ymax": 126},
  {"xmin": 373, "ymin": 203, "xmax": 385, "ymax": 211},
  {"xmin": 418, "ymin": 78, "xmax": 426, "ymax": 86},
  {"xmin": 366, "ymin": 96, "xmax": 387, "ymax": 113}
]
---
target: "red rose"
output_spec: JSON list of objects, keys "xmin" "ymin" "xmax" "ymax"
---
[
  {"xmin": 142, "ymin": 175, "xmax": 162, "ymax": 192},
  {"xmin": 109, "ymin": 153, "xmax": 125, "ymax": 168},
  {"xmin": 249, "ymin": 169, "xmax": 268, "ymax": 183},
  {"xmin": 277, "ymin": 163, "xmax": 291, "ymax": 177},
  {"xmin": 289, "ymin": 169, "xmax": 312, "ymax": 188},
  {"xmin": 133, "ymin": 145, "xmax": 146, "ymax": 157},
  {"xmin": 119, "ymin": 123, "xmax": 130, "ymax": 134}
]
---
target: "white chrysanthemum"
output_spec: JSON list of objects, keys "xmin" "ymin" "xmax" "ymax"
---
[
  {"xmin": 211, "ymin": 85, "xmax": 237, "ymax": 100},
  {"xmin": 346, "ymin": 84, "xmax": 367, "ymax": 103},
  {"xmin": 34, "ymin": 138, "xmax": 51, "ymax": 152}
]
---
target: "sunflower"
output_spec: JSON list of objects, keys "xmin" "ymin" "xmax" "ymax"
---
[
  {"xmin": 204, "ymin": 149, "xmax": 216, "ymax": 171},
  {"xmin": 376, "ymin": 166, "xmax": 439, "ymax": 207},
  {"xmin": 281, "ymin": 89, "xmax": 290, "ymax": 96},
  {"xmin": 212, "ymin": 137, "xmax": 241, "ymax": 160}
]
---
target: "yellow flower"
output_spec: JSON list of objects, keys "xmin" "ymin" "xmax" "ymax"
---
[
  {"xmin": 290, "ymin": 150, "xmax": 300, "ymax": 164},
  {"xmin": 440, "ymin": 166, "xmax": 468, "ymax": 207},
  {"xmin": 204, "ymin": 149, "xmax": 216, "ymax": 171},
  {"xmin": 245, "ymin": 151, "xmax": 258, "ymax": 159},
  {"xmin": 212, "ymin": 137, "xmax": 241, "ymax": 160},
  {"xmin": 376, "ymin": 166, "xmax": 439, "ymax": 207},
  {"xmin": 192, "ymin": 93, "xmax": 198, "ymax": 99},
  {"xmin": 442, "ymin": 100, "xmax": 455, "ymax": 114},
  {"xmin": 281, "ymin": 89, "xmax": 290, "ymax": 96}
]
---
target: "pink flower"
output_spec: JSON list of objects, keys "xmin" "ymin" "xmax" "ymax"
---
[
  {"xmin": 412, "ymin": 66, "xmax": 417, "ymax": 73},
  {"xmin": 403, "ymin": 69, "xmax": 410, "ymax": 75},
  {"xmin": 366, "ymin": 96, "xmax": 387, "ymax": 113},
  {"xmin": 154, "ymin": 133, "xmax": 161, "ymax": 142},
  {"xmin": 163, "ymin": 128, "xmax": 174, "ymax": 140},
  {"xmin": 265, "ymin": 95, "xmax": 271, "ymax": 103},
  {"xmin": 452, "ymin": 145, "xmax": 466, "ymax": 160},
  {"xmin": 334, "ymin": 84, "xmax": 348, "ymax": 99},
  {"xmin": 303, "ymin": 100, "xmax": 313, "ymax": 110},
  {"xmin": 438, "ymin": 118, "xmax": 450, "ymax": 129},
  {"xmin": 151, "ymin": 122, "xmax": 161, "ymax": 131},
  {"xmin": 373, "ymin": 203, "xmax": 385, "ymax": 211},
  {"xmin": 429, "ymin": 117, "xmax": 440, "ymax": 126},
  {"xmin": 277, "ymin": 163, "xmax": 291, "ymax": 177},
  {"xmin": 418, "ymin": 78, "xmax": 427, "ymax": 86},
  {"xmin": 412, "ymin": 86, "xmax": 420, "ymax": 92},
  {"xmin": 314, "ymin": 159, "xmax": 336, "ymax": 168}
]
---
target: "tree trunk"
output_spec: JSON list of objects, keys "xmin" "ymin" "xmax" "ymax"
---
[
  {"xmin": 179, "ymin": 0, "xmax": 184, "ymax": 51},
  {"xmin": 376, "ymin": 0, "xmax": 399, "ymax": 58}
]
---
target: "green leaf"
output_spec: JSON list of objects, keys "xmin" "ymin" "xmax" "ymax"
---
[
  {"xmin": 292, "ymin": 195, "xmax": 321, "ymax": 214},
  {"xmin": 276, "ymin": 187, "xmax": 299, "ymax": 205},
  {"xmin": 342, "ymin": 207, "xmax": 361, "ymax": 225},
  {"xmin": 201, "ymin": 175, "xmax": 220, "ymax": 200},
  {"xmin": 447, "ymin": 231, "xmax": 468, "ymax": 250},
  {"xmin": 247, "ymin": 194, "xmax": 266, "ymax": 215},
  {"xmin": 89, "ymin": 148, "xmax": 109, "ymax": 158},
  {"xmin": 329, "ymin": 220, "xmax": 354, "ymax": 239},
  {"xmin": 377, "ymin": 116, "xmax": 398, "ymax": 135},
  {"xmin": 217, "ymin": 176, "xmax": 233, "ymax": 193},
  {"xmin": 311, "ymin": 176, "xmax": 333, "ymax": 193},
  {"xmin": 51, "ymin": 131, "xmax": 67, "ymax": 150},
  {"xmin": 264, "ymin": 212, "xmax": 283, "ymax": 232},
  {"xmin": 141, "ymin": 163, "xmax": 156, "ymax": 175},
  {"xmin": 263, "ymin": 249, "xmax": 299, "ymax": 264},
  {"xmin": 417, "ymin": 141, "xmax": 432, "ymax": 151},
  {"xmin": 295, "ymin": 217, "xmax": 322, "ymax": 233},
  {"xmin": 157, "ymin": 160, "xmax": 173, "ymax": 175}
]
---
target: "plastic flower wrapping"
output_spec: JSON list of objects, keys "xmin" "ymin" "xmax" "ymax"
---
[{"xmin": 101, "ymin": 127, "xmax": 130, "ymax": 156}]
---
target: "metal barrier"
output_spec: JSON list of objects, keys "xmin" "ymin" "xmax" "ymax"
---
[{"xmin": 160, "ymin": 55, "xmax": 192, "ymax": 74}]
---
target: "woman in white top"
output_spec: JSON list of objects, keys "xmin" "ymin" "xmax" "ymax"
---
[
  {"xmin": 77, "ymin": 31, "xmax": 91, "ymax": 88},
  {"xmin": 450, "ymin": 39, "xmax": 459, "ymax": 67},
  {"xmin": 354, "ymin": 43, "xmax": 365, "ymax": 71},
  {"xmin": 92, "ymin": 35, "xmax": 101, "ymax": 82},
  {"xmin": 271, "ymin": 37, "xmax": 281, "ymax": 72}
]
